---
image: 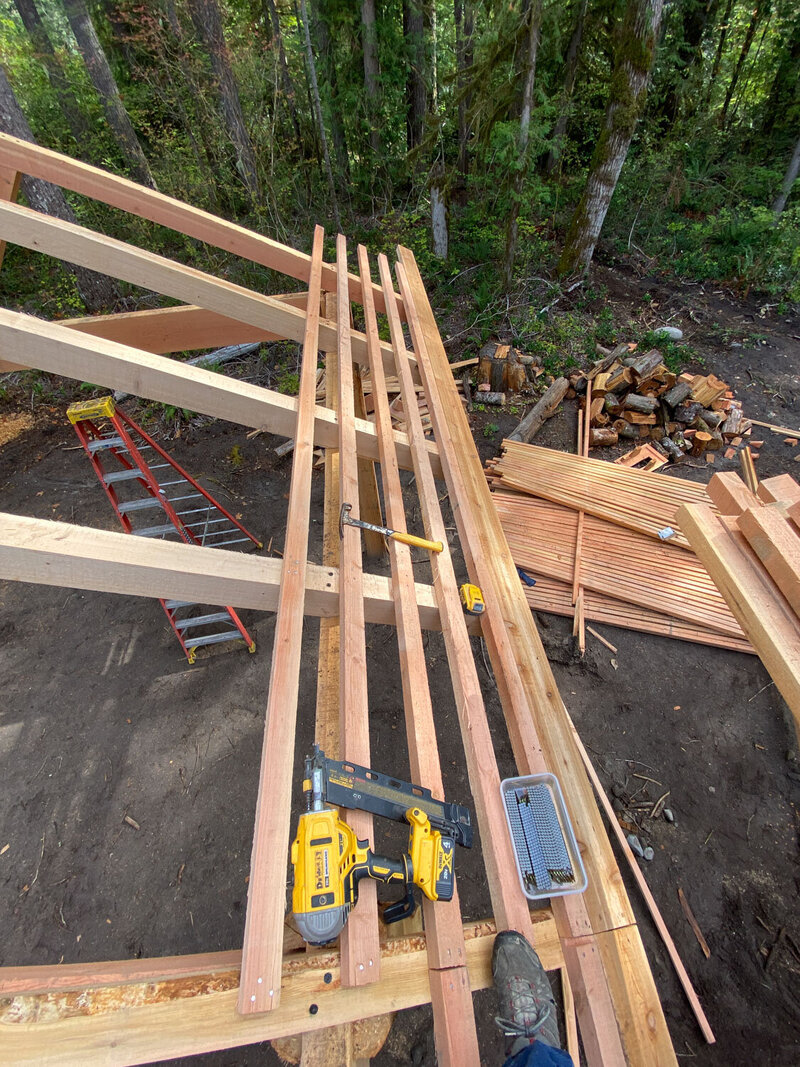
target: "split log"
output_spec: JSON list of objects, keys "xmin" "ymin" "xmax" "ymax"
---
[
  {"xmin": 691, "ymin": 432, "xmax": 713, "ymax": 456},
  {"xmin": 660, "ymin": 436, "xmax": 684, "ymax": 461},
  {"xmin": 624, "ymin": 393, "xmax": 659, "ymax": 414},
  {"xmin": 722, "ymin": 407, "xmax": 744, "ymax": 437},
  {"xmin": 604, "ymin": 394, "xmax": 624, "ymax": 415},
  {"xmin": 627, "ymin": 349, "xmax": 663, "ymax": 381},
  {"xmin": 675, "ymin": 400, "xmax": 705, "ymax": 424},
  {"xmin": 507, "ymin": 377, "xmax": 569, "ymax": 443},
  {"xmin": 613, "ymin": 418, "xmax": 638, "ymax": 440},
  {"xmin": 605, "ymin": 365, "xmax": 633, "ymax": 392},
  {"xmin": 663, "ymin": 381, "xmax": 692, "ymax": 409},
  {"xmin": 481, "ymin": 392, "xmax": 505, "ymax": 406},
  {"xmin": 622, "ymin": 411, "xmax": 657, "ymax": 425},
  {"xmin": 586, "ymin": 349, "xmax": 622, "ymax": 380},
  {"xmin": 589, "ymin": 427, "xmax": 619, "ymax": 447},
  {"xmin": 700, "ymin": 410, "xmax": 724, "ymax": 429},
  {"xmin": 690, "ymin": 374, "xmax": 728, "ymax": 407},
  {"xmin": 491, "ymin": 360, "xmax": 505, "ymax": 393}
]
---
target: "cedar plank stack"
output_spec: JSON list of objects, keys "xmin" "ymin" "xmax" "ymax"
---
[
  {"xmin": 677, "ymin": 471, "xmax": 800, "ymax": 739},
  {"xmin": 487, "ymin": 441, "xmax": 755, "ymax": 652}
]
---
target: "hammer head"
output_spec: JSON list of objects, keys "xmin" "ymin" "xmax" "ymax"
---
[{"xmin": 338, "ymin": 502, "xmax": 352, "ymax": 540}]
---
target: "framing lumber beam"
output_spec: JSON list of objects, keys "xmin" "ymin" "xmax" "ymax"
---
[
  {"xmin": 738, "ymin": 506, "xmax": 800, "ymax": 614},
  {"xmin": 239, "ymin": 228, "xmax": 324, "ymax": 1014},
  {"xmin": 0, "ymin": 913, "xmax": 562, "ymax": 1066},
  {"xmin": 0, "ymin": 512, "xmax": 483, "ymax": 635},
  {"xmin": 0, "ymin": 131, "xmax": 403, "ymax": 319},
  {"xmin": 396, "ymin": 246, "xmax": 674, "ymax": 1065},
  {"xmin": 360, "ymin": 245, "xmax": 478, "ymax": 1064},
  {"xmin": 381, "ymin": 254, "xmax": 535, "ymax": 940},
  {"xmin": 61, "ymin": 297, "xmax": 310, "ymax": 353},
  {"xmin": 0, "ymin": 199, "xmax": 411, "ymax": 382},
  {"xmin": 678, "ymin": 502, "xmax": 800, "ymax": 734},
  {"xmin": 0, "ymin": 309, "xmax": 443, "ymax": 478},
  {"xmin": 337, "ymin": 235, "xmax": 381, "ymax": 987}
]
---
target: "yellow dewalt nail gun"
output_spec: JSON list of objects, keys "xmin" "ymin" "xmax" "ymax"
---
[{"xmin": 291, "ymin": 747, "xmax": 473, "ymax": 945}]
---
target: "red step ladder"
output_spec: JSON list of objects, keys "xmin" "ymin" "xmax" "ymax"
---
[{"xmin": 68, "ymin": 396, "xmax": 260, "ymax": 664}]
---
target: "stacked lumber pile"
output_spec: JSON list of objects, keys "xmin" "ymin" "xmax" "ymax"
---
[
  {"xmin": 486, "ymin": 441, "xmax": 753, "ymax": 652},
  {"xmin": 575, "ymin": 344, "xmax": 753, "ymax": 461},
  {"xmin": 677, "ymin": 472, "xmax": 800, "ymax": 737}
]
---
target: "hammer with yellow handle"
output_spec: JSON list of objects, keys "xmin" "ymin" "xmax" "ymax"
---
[{"xmin": 339, "ymin": 502, "xmax": 443, "ymax": 553}]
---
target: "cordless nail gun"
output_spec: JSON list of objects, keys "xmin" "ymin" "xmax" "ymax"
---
[{"xmin": 291, "ymin": 746, "xmax": 473, "ymax": 945}]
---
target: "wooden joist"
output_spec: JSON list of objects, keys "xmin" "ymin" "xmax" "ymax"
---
[
  {"xmin": 359, "ymin": 245, "xmax": 478, "ymax": 1062},
  {"xmin": 0, "ymin": 131, "xmax": 403, "ymax": 318},
  {"xmin": 336, "ymin": 236, "xmax": 381, "ymax": 987},
  {"xmin": 386, "ymin": 254, "xmax": 535, "ymax": 940},
  {"xmin": 238, "ymin": 226, "xmax": 325, "ymax": 1014},
  {"xmin": 0, "ymin": 309, "xmax": 442, "ymax": 477},
  {"xmin": 397, "ymin": 246, "xmax": 675, "ymax": 1065}
]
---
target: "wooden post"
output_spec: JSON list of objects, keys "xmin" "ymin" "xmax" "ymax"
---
[{"xmin": 0, "ymin": 166, "xmax": 21, "ymax": 271}]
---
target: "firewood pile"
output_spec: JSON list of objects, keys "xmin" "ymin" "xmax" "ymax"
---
[{"xmin": 575, "ymin": 343, "xmax": 755, "ymax": 463}]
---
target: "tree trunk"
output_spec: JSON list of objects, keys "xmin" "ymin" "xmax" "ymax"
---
[
  {"xmin": 502, "ymin": 0, "xmax": 542, "ymax": 291},
  {"xmin": 12, "ymin": 0, "xmax": 90, "ymax": 145},
  {"xmin": 404, "ymin": 0, "xmax": 427, "ymax": 150},
  {"xmin": 719, "ymin": 0, "xmax": 768, "ymax": 127},
  {"xmin": 455, "ymin": 0, "xmax": 474, "ymax": 177},
  {"xmin": 431, "ymin": 169, "xmax": 448, "ymax": 258},
  {"xmin": 558, "ymin": 0, "xmax": 665, "ymax": 276},
  {"xmin": 361, "ymin": 0, "xmax": 381, "ymax": 154},
  {"xmin": 761, "ymin": 15, "xmax": 800, "ymax": 135},
  {"xmin": 544, "ymin": 0, "xmax": 588, "ymax": 175},
  {"xmin": 186, "ymin": 0, "xmax": 261, "ymax": 206},
  {"xmin": 61, "ymin": 0, "xmax": 156, "ymax": 189},
  {"xmin": 314, "ymin": 0, "xmax": 350, "ymax": 179},
  {"xmin": 0, "ymin": 63, "xmax": 118, "ymax": 312},
  {"xmin": 263, "ymin": 0, "xmax": 303, "ymax": 149},
  {"xmin": 661, "ymin": 0, "xmax": 717, "ymax": 124},
  {"xmin": 773, "ymin": 132, "xmax": 800, "ymax": 216},
  {"xmin": 297, "ymin": 0, "xmax": 341, "ymax": 229}
]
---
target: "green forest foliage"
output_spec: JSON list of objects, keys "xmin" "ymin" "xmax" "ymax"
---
[{"xmin": 0, "ymin": 0, "xmax": 798, "ymax": 315}]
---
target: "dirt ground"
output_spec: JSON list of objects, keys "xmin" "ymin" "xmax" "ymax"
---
[{"xmin": 2, "ymin": 266, "xmax": 800, "ymax": 1065}]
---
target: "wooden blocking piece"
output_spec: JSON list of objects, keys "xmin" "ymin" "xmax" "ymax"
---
[
  {"xmin": 758, "ymin": 474, "xmax": 800, "ymax": 509},
  {"xmin": 238, "ymin": 227, "xmax": 326, "ymax": 1016},
  {"xmin": 707, "ymin": 471, "xmax": 763, "ymax": 516},
  {"xmin": 737, "ymin": 507, "xmax": 800, "ymax": 614},
  {"xmin": 678, "ymin": 502, "xmax": 800, "ymax": 739},
  {"xmin": 336, "ymin": 235, "xmax": 381, "ymax": 988}
]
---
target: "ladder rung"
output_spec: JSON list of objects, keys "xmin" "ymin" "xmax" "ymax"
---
[
  {"xmin": 200, "ymin": 536, "xmax": 253, "ymax": 548},
  {"xmin": 118, "ymin": 497, "xmax": 165, "ymax": 514},
  {"xmin": 132, "ymin": 523, "xmax": 178, "ymax": 538},
  {"xmin": 104, "ymin": 464, "xmax": 170, "ymax": 485},
  {"xmin": 87, "ymin": 436, "xmax": 124, "ymax": 452},
  {"xmin": 173, "ymin": 612, "xmax": 235, "ymax": 631},
  {"xmin": 183, "ymin": 631, "xmax": 247, "ymax": 650},
  {"xmin": 164, "ymin": 600, "xmax": 195, "ymax": 610}
]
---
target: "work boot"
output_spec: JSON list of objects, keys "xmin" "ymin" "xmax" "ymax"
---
[{"xmin": 492, "ymin": 929, "xmax": 561, "ymax": 1057}]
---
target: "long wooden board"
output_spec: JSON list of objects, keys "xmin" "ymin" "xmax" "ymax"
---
[
  {"xmin": 0, "ymin": 914, "xmax": 562, "ymax": 1066},
  {"xmin": 382, "ymin": 254, "xmax": 535, "ymax": 940},
  {"xmin": 397, "ymin": 246, "xmax": 675, "ymax": 1066},
  {"xmin": 0, "ymin": 131, "xmax": 402, "ymax": 318},
  {"xmin": 0, "ymin": 199, "xmax": 407, "ymax": 381},
  {"xmin": 238, "ymin": 226, "xmax": 325, "ymax": 1014},
  {"xmin": 0, "ymin": 309, "xmax": 442, "ymax": 477},
  {"xmin": 360, "ymin": 244, "xmax": 478, "ymax": 1063},
  {"xmin": 336, "ymin": 235, "xmax": 381, "ymax": 987},
  {"xmin": 0, "ymin": 512, "xmax": 485, "ymax": 635}
]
